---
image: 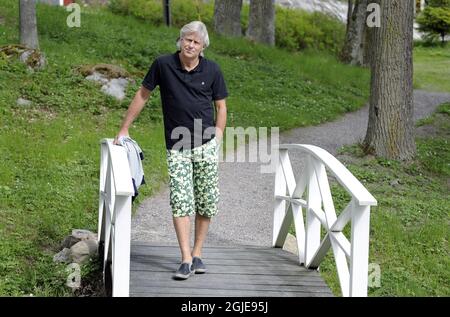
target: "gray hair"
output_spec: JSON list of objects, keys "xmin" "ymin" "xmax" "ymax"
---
[{"xmin": 176, "ymin": 21, "xmax": 210, "ymax": 57}]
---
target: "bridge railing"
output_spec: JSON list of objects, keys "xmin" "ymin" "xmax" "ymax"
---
[
  {"xmin": 272, "ymin": 144, "xmax": 377, "ymax": 297},
  {"xmin": 97, "ymin": 138, "xmax": 134, "ymax": 297}
]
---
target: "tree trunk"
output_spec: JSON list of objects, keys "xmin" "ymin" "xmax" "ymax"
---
[
  {"xmin": 340, "ymin": 0, "xmax": 368, "ymax": 65},
  {"xmin": 363, "ymin": 0, "xmax": 416, "ymax": 160},
  {"xmin": 214, "ymin": 0, "xmax": 242, "ymax": 37},
  {"xmin": 362, "ymin": 15, "xmax": 372, "ymax": 67},
  {"xmin": 19, "ymin": 0, "xmax": 39, "ymax": 49},
  {"xmin": 162, "ymin": 0, "xmax": 171, "ymax": 27},
  {"xmin": 346, "ymin": 0, "xmax": 354, "ymax": 33},
  {"xmin": 246, "ymin": 0, "xmax": 275, "ymax": 46}
]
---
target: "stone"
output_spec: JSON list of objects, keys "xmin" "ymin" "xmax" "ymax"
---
[
  {"xmin": 77, "ymin": 63, "xmax": 129, "ymax": 79},
  {"xmin": 53, "ymin": 248, "xmax": 71, "ymax": 263},
  {"xmin": 85, "ymin": 71, "xmax": 109, "ymax": 84},
  {"xmin": 71, "ymin": 229, "xmax": 98, "ymax": 241},
  {"xmin": 79, "ymin": 64, "xmax": 132, "ymax": 101},
  {"xmin": 61, "ymin": 229, "xmax": 97, "ymax": 250},
  {"xmin": 70, "ymin": 239, "xmax": 98, "ymax": 264},
  {"xmin": 101, "ymin": 77, "xmax": 130, "ymax": 101},
  {"xmin": 19, "ymin": 49, "xmax": 46, "ymax": 71},
  {"xmin": 282, "ymin": 233, "xmax": 299, "ymax": 256},
  {"xmin": 61, "ymin": 235, "xmax": 81, "ymax": 249},
  {"xmin": 17, "ymin": 98, "xmax": 32, "ymax": 106}
]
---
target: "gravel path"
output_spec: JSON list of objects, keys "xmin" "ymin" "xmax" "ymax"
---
[{"xmin": 131, "ymin": 90, "xmax": 450, "ymax": 247}]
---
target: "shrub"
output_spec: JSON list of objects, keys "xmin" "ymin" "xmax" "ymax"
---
[
  {"xmin": 416, "ymin": 0, "xmax": 450, "ymax": 44},
  {"xmin": 275, "ymin": 7, "xmax": 345, "ymax": 54},
  {"xmin": 108, "ymin": 0, "xmax": 345, "ymax": 54},
  {"xmin": 109, "ymin": 0, "xmax": 214, "ymax": 28}
]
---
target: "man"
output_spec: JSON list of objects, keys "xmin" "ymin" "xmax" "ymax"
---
[{"xmin": 114, "ymin": 21, "xmax": 228, "ymax": 280}]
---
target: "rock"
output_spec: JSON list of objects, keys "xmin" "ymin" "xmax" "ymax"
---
[
  {"xmin": 0, "ymin": 44, "xmax": 46, "ymax": 70},
  {"xmin": 77, "ymin": 63, "xmax": 129, "ymax": 79},
  {"xmin": 19, "ymin": 49, "xmax": 46, "ymax": 71},
  {"xmin": 70, "ymin": 240, "xmax": 99, "ymax": 264},
  {"xmin": 78, "ymin": 64, "xmax": 132, "ymax": 101},
  {"xmin": 61, "ymin": 235, "xmax": 80, "ymax": 249},
  {"xmin": 101, "ymin": 77, "xmax": 130, "ymax": 101},
  {"xmin": 53, "ymin": 248, "xmax": 71, "ymax": 263},
  {"xmin": 16, "ymin": 98, "xmax": 32, "ymax": 106},
  {"xmin": 71, "ymin": 229, "xmax": 98, "ymax": 241},
  {"xmin": 282, "ymin": 233, "xmax": 299, "ymax": 256},
  {"xmin": 85, "ymin": 71, "xmax": 109, "ymax": 84},
  {"xmin": 61, "ymin": 229, "xmax": 97, "ymax": 249},
  {"xmin": 390, "ymin": 179, "xmax": 401, "ymax": 187}
]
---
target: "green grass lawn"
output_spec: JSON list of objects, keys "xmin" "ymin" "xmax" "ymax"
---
[{"xmin": 414, "ymin": 44, "xmax": 450, "ymax": 93}]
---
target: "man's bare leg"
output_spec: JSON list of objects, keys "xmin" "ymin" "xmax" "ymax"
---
[
  {"xmin": 192, "ymin": 213, "xmax": 211, "ymax": 258},
  {"xmin": 173, "ymin": 216, "xmax": 193, "ymax": 263}
]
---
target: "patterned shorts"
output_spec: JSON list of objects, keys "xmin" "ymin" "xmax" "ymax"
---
[{"xmin": 166, "ymin": 137, "xmax": 220, "ymax": 218}]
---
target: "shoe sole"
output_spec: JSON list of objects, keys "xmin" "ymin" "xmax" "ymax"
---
[
  {"xmin": 173, "ymin": 272, "xmax": 192, "ymax": 280},
  {"xmin": 193, "ymin": 268, "xmax": 207, "ymax": 274}
]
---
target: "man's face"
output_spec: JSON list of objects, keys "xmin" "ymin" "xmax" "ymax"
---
[{"xmin": 180, "ymin": 32, "xmax": 204, "ymax": 60}]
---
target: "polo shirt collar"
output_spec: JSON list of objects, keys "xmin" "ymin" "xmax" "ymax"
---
[{"xmin": 173, "ymin": 51, "xmax": 204, "ymax": 73}]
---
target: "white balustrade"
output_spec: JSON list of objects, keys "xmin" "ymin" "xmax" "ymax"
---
[
  {"xmin": 273, "ymin": 144, "xmax": 377, "ymax": 297},
  {"xmin": 97, "ymin": 139, "xmax": 134, "ymax": 297}
]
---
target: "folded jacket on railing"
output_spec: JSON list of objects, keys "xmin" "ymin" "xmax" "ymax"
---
[{"xmin": 117, "ymin": 136, "xmax": 145, "ymax": 201}]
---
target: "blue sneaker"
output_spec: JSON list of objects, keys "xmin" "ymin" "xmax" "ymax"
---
[
  {"xmin": 173, "ymin": 262, "xmax": 193, "ymax": 280},
  {"xmin": 192, "ymin": 257, "xmax": 207, "ymax": 274}
]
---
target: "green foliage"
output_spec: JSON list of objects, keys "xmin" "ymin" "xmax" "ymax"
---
[
  {"xmin": 427, "ymin": 0, "xmax": 450, "ymax": 7},
  {"xmin": 416, "ymin": 5, "xmax": 450, "ymax": 43},
  {"xmin": 109, "ymin": 0, "xmax": 346, "ymax": 54},
  {"xmin": 109, "ymin": 0, "xmax": 214, "ymax": 28},
  {"xmin": 275, "ymin": 7, "xmax": 345, "ymax": 54}
]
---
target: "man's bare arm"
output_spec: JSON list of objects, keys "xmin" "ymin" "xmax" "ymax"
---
[
  {"xmin": 114, "ymin": 86, "xmax": 151, "ymax": 144},
  {"xmin": 214, "ymin": 99, "xmax": 227, "ymax": 141}
]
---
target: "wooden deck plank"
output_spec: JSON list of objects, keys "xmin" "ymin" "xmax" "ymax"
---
[
  {"xmin": 130, "ymin": 273, "xmax": 328, "ymax": 287},
  {"xmin": 130, "ymin": 242, "xmax": 333, "ymax": 297}
]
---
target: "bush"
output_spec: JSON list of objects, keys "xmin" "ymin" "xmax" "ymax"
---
[
  {"xmin": 275, "ymin": 8, "xmax": 345, "ymax": 54},
  {"xmin": 109, "ymin": 0, "xmax": 345, "ymax": 54},
  {"xmin": 109, "ymin": 0, "xmax": 214, "ymax": 28},
  {"xmin": 416, "ymin": 0, "xmax": 450, "ymax": 44}
]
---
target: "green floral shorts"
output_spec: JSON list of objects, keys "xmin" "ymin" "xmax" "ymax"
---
[{"xmin": 166, "ymin": 137, "xmax": 220, "ymax": 218}]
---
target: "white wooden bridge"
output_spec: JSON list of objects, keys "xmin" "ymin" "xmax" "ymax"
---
[{"xmin": 97, "ymin": 139, "xmax": 377, "ymax": 297}]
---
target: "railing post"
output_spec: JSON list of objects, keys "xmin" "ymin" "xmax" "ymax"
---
[
  {"xmin": 97, "ymin": 143, "xmax": 108, "ymax": 260},
  {"xmin": 349, "ymin": 204, "xmax": 371, "ymax": 297},
  {"xmin": 112, "ymin": 196, "xmax": 132, "ymax": 297},
  {"xmin": 305, "ymin": 155, "xmax": 321, "ymax": 266},
  {"xmin": 98, "ymin": 139, "xmax": 134, "ymax": 297},
  {"xmin": 273, "ymin": 149, "xmax": 287, "ymax": 247}
]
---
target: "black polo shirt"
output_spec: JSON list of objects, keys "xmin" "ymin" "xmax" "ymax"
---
[{"xmin": 142, "ymin": 51, "xmax": 228, "ymax": 150}]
